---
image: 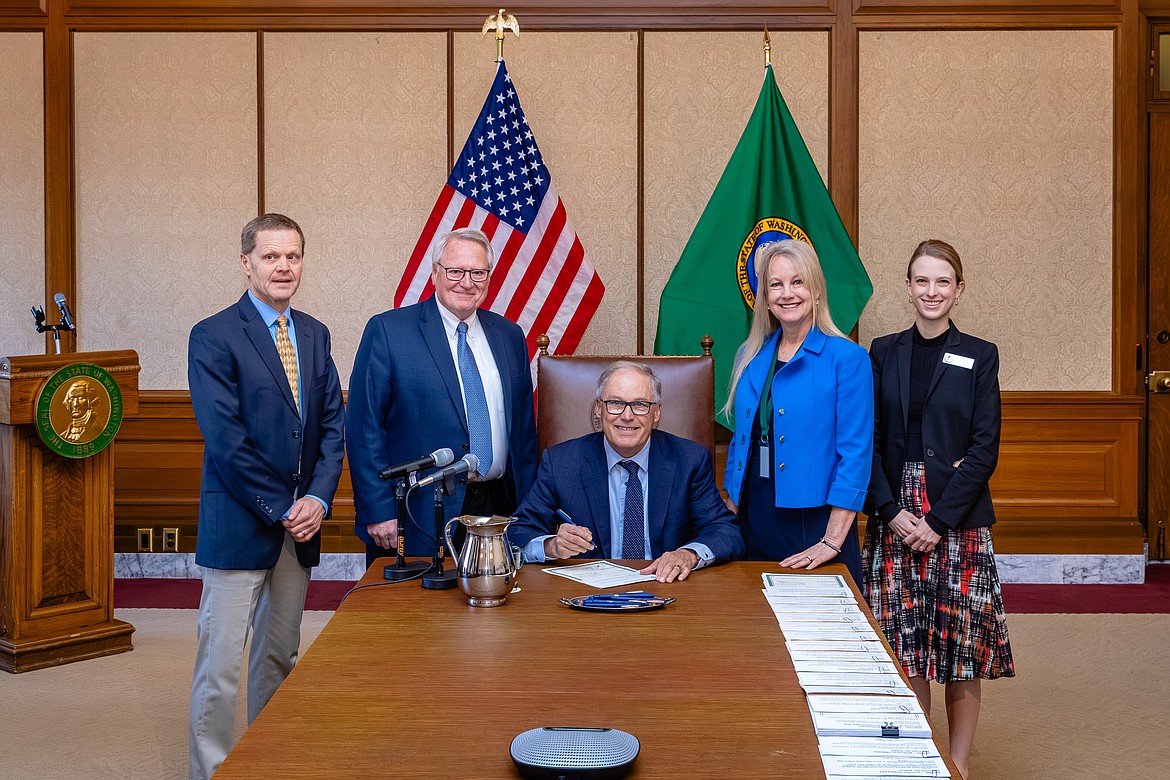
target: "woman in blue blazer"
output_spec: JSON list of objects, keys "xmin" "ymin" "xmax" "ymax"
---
[
  {"xmin": 723, "ymin": 240, "xmax": 873, "ymax": 585},
  {"xmin": 864, "ymin": 240, "xmax": 1014, "ymax": 779}
]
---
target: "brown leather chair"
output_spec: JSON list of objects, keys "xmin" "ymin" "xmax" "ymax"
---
[{"xmin": 535, "ymin": 335, "xmax": 716, "ymax": 461}]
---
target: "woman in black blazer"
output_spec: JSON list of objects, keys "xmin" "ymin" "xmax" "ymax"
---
[{"xmin": 864, "ymin": 240, "xmax": 1014, "ymax": 779}]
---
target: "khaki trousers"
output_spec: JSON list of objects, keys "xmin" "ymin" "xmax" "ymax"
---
[{"xmin": 188, "ymin": 532, "xmax": 309, "ymax": 780}]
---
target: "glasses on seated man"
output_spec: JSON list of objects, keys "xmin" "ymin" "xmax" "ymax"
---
[{"xmin": 601, "ymin": 399, "xmax": 659, "ymax": 416}]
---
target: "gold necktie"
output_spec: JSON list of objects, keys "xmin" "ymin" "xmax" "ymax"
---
[{"xmin": 275, "ymin": 315, "xmax": 300, "ymax": 415}]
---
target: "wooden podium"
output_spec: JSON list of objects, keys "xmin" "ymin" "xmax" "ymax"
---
[{"xmin": 0, "ymin": 350, "xmax": 139, "ymax": 672}]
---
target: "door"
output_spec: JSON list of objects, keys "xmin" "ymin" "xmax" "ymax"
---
[{"xmin": 1148, "ymin": 27, "xmax": 1170, "ymax": 559}]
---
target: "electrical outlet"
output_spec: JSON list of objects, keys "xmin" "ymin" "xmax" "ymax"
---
[
  {"xmin": 162, "ymin": 528, "xmax": 180, "ymax": 553},
  {"xmin": 137, "ymin": 528, "xmax": 154, "ymax": 553}
]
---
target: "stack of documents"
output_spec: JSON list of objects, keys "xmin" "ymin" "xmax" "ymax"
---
[{"xmin": 761, "ymin": 573, "xmax": 949, "ymax": 778}]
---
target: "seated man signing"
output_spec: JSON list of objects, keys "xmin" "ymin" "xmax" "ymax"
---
[{"xmin": 510, "ymin": 361, "xmax": 744, "ymax": 582}]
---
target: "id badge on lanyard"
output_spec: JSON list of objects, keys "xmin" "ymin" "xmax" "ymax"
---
[{"xmin": 757, "ymin": 339, "xmax": 783, "ymax": 480}]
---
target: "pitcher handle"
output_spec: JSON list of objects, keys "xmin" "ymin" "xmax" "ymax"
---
[
  {"xmin": 443, "ymin": 518, "xmax": 462, "ymax": 563},
  {"xmin": 510, "ymin": 543, "xmax": 525, "ymax": 573}
]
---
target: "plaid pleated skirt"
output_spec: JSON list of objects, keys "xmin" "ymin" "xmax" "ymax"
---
[{"xmin": 862, "ymin": 462, "xmax": 1015, "ymax": 683}]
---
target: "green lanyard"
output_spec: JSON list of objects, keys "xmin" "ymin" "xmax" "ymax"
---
[{"xmin": 758, "ymin": 338, "xmax": 783, "ymax": 442}]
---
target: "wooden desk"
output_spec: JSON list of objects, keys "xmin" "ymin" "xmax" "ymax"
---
[{"xmin": 217, "ymin": 560, "xmax": 955, "ymax": 778}]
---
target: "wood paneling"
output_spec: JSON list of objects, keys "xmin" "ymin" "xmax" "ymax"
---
[
  {"xmin": 855, "ymin": 0, "xmax": 1120, "ymax": 11},
  {"xmin": 0, "ymin": 0, "xmax": 45, "ymax": 15}
]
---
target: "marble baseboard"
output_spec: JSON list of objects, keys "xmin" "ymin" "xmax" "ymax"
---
[
  {"xmin": 114, "ymin": 553, "xmax": 368, "ymax": 581},
  {"xmin": 116, "ymin": 552, "xmax": 1149, "ymax": 584},
  {"xmin": 995, "ymin": 554, "xmax": 1147, "ymax": 584}
]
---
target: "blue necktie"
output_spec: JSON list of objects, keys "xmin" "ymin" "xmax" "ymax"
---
[
  {"xmin": 456, "ymin": 321, "xmax": 493, "ymax": 476},
  {"xmin": 619, "ymin": 460, "xmax": 645, "ymax": 559}
]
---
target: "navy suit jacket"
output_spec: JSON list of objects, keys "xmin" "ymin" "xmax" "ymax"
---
[
  {"xmin": 188, "ymin": 293, "xmax": 345, "ymax": 569},
  {"xmin": 866, "ymin": 323, "xmax": 1001, "ymax": 530},
  {"xmin": 346, "ymin": 296, "xmax": 538, "ymax": 555},
  {"xmin": 509, "ymin": 430, "xmax": 744, "ymax": 564}
]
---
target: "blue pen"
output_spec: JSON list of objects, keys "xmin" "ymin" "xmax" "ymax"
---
[{"xmin": 555, "ymin": 508, "xmax": 596, "ymax": 551}]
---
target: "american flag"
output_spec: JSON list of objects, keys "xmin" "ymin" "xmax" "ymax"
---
[{"xmin": 395, "ymin": 61, "xmax": 604, "ymax": 363}]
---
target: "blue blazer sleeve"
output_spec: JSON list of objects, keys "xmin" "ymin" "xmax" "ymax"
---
[
  {"xmin": 346, "ymin": 314, "xmax": 399, "ymax": 527},
  {"xmin": 827, "ymin": 340, "xmax": 874, "ymax": 513}
]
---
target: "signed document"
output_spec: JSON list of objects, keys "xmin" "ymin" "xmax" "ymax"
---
[{"xmin": 544, "ymin": 560, "xmax": 656, "ymax": 589}]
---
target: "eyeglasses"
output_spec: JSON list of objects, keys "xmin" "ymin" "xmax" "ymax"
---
[
  {"xmin": 601, "ymin": 399, "xmax": 659, "ymax": 416},
  {"xmin": 437, "ymin": 263, "xmax": 490, "ymax": 283}
]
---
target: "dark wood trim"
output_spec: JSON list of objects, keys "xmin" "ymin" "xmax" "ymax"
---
[
  {"xmin": 831, "ymin": 0, "xmax": 859, "ymax": 244},
  {"xmin": 63, "ymin": 0, "xmax": 834, "ymax": 13},
  {"xmin": 636, "ymin": 27, "xmax": 645, "ymax": 355},
  {"xmin": 855, "ymin": 0, "xmax": 1121, "ymax": 11},
  {"xmin": 256, "ymin": 30, "xmax": 265, "ymax": 215},
  {"xmin": 445, "ymin": 28, "xmax": 453, "ymax": 173},
  {"xmin": 42, "ymin": 2, "xmax": 74, "ymax": 355}
]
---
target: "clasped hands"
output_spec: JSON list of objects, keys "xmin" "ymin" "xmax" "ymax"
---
[
  {"xmin": 283, "ymin": 497, "xmax": 325, "ymax": 541},
  {"xmin": 888, "ymin": 509, "xmax": 940, "ymax": 553},
  {"xmin": 543, "ymin": 523, "xmax": 700, "ymax": 583}
]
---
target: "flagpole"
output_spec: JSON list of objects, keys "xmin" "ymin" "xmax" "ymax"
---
[
  {"xmin": 482, "ymin": 8, "xmax": 520, "ymax": 63},
  {"xmin": 763, "ymin": 25, "xmax": 771, "ymax": 70}
]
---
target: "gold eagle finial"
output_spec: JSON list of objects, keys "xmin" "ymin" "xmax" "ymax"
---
[{"xmin": 483, "ymin": 9, "xmax": 520, "ymax": 63}]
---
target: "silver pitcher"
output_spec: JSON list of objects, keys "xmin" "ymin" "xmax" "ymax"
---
[{"xmin": 443, "ymin": 514, "xmax": 524, "ymax": 607}]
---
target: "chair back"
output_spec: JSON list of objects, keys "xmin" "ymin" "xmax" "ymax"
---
[{"xmin": 535, "ymin": 336, "xmax": 715, "ymax": 461}]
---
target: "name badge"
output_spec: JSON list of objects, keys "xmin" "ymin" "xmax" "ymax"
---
[{"xmin": 943, "ymin": 352, "xmax": 974, "ymax": 370}]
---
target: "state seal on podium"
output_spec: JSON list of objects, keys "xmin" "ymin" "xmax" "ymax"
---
[{"xmin": 34, "ymin": 363, "xmax": 124, "ymax": 458}]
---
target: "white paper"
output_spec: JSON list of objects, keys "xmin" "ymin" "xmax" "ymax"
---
[
  {"xmin": 762, "ymin": 572, "xmax": 851, "ymax": 593},
  {"xmin": 778, "ymin": 612, "xmax": 869, "ymax": 625},
  {"xmin": 543, "ymin": 560, "xmax": 655, "ymax": 588},
  {"xmin": 770, "ymin": 600, "xmax": 867, "ymax": 614},
  {"xmin": 821, "ymin": 754, "xmax": 949, "ymax": 777},
  {"xmin": 787, "ymin": 640, "xmax": 889, "ymax": 653},
  {"xmin": 807, "ymin": 695, "xmax": 924, "ymax": 714},
  {"xmin": 797, "ymin": 672, "xmax": 909, "ymax": 688},
  {"xmin": 789, "ymin": 650, "xmax": 896, "ymax": 664},
  {"xmin": 802, "ymin": 684, "xmax": 915, "ymax": 697},
  {"xmin": 794, "ymin": 660, "xmax": 900, "ymax": 675},
  {"xmin": 810, "ymin": 710, "xmax": 933, "ymax": 738},
  {"xmin": 819, "ymin": 737, "xmax": 941, "ymax": 758},
  {"xmin": 781, "ymin": 625, "xmax": 882, "ymax": 642}
]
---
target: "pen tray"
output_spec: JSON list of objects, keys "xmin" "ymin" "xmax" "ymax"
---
[{"xmin": 559, "ymin": 595, "xmax": 675, "ymax": 613}]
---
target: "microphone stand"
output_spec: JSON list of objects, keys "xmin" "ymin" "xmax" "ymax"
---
[
  {"xmin": 382, "ymin": 476, "xmax": 433, "ymax": 581},
  {"xmin": 421, "ymin": 474, "xmax": 459, "ymax": 590}
]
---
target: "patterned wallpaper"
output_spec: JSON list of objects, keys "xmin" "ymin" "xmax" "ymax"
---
[
  {"xmin": 264, "ymin": 32, "xmax": 447, "ymax": 389},
  {"xmin": 56, "ymin": 28, "xmax": 1113, "ymax": 392},
  {"xmin": 74, "ymin": 33, "xmax": 258, "ymax": 390},
  {"xmin": 858, "ymin": 30, "xmax": 1114, "ymax": 392},
  {"xmin": 643, "ymin": 31, "xmax": 829, "ymax": 353},
  {"xmin": 0, "ymin": 33, "xmax": 45, "ymax": 361},
  {"xmin": 455, "ymin": 32, "xmax": 639, "ymax": 357}
]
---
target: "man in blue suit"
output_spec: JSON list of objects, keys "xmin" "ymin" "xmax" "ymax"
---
[
  {"xmin": 187, "ymin": 214, "xmax": 345, "ymax": 780},
  {"xmin": 510, "ymin": 361, "xmax": 744, "ymax": 582},
  {"xmin": 347, "ymin": 228, "xmax": 538, "ymax": 565}
]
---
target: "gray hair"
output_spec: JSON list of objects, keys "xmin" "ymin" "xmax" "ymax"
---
[
  {"xmin": 595, "ymin": 361, "xmax": 662, "ymax": 404},
  {"xmin": 431, "ymin": 227, "xmax": 495, "ymax": 268},
  {"xmin": 241, "ymin": 213, "xmax": 304, "ymax": 255}
]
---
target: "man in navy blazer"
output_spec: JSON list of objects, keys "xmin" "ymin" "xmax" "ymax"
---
[
  {"xmin": 187, "ymin": 214, "xmax": 345, "ymax": 780},
  {"xmin": 510, "ymin": 361, "xmax": 744, "ymax": 582},
  {"xmin": 347, "ymin": 228, "xmax": 538, "ymax": 565}
]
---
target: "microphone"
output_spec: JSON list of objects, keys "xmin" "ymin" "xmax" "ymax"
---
[
  {"xmin": 54, "ymin": 293, "xmax": 76, "ymax": 334},
  {"xmin": 379, "ymin": 447, "xmax": 455, "ymax": 481},
  {"xmin": 411, "ymin": 454, "xmax": 479, "ymax": 489}
]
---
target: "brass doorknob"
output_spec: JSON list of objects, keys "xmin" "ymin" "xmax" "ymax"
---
[{"xmin": 1161, "ymin": 377, "xmax": 1170, "ymax": 391}]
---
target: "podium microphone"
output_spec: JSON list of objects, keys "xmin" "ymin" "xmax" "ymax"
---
[
  {"xmin": 412, "ymin": 454, "xmax": 479, "ymax": 489},
  {"xmin": 54, "ymin": 293, "xmax": 76, "ymax": 335},
  {"xmin": 379, "ymin": 447, "xmax": 454, "ymax": 481}
]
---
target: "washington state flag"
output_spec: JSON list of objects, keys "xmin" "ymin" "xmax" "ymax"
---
[{"xmin": 654, "ymin": 64, "xmax": 872, "ymax": 427}]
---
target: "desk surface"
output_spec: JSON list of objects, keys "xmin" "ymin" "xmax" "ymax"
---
[{"xmin": 217, "ymin": 560, "xmax": 954, "ymax": 779}]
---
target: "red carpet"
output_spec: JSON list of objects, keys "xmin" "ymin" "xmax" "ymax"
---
[
  {"xmin": 115, "ymin": 567, "xmax": 1170, "ymax": 613},
  {"xmin": 114, "ymin": 578, "xmax": 355, "ymax": 610},
  {"xmin": 1000, "ymin": 564, "xmax": 1170, "ymax": 614}
]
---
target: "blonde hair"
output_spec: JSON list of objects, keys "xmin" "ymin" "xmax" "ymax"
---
[{"xmin": 721, "ymin": 239, "xmax": 846, "ymax": 419}]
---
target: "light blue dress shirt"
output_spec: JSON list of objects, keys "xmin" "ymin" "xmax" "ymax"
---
[
  {"xmin": 246, "ymin": 290, "xmax": 328, "ymax": 518},
  {"xmin": 523, "ymin": 437, "xmax": 712, "ymax": 565}
]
